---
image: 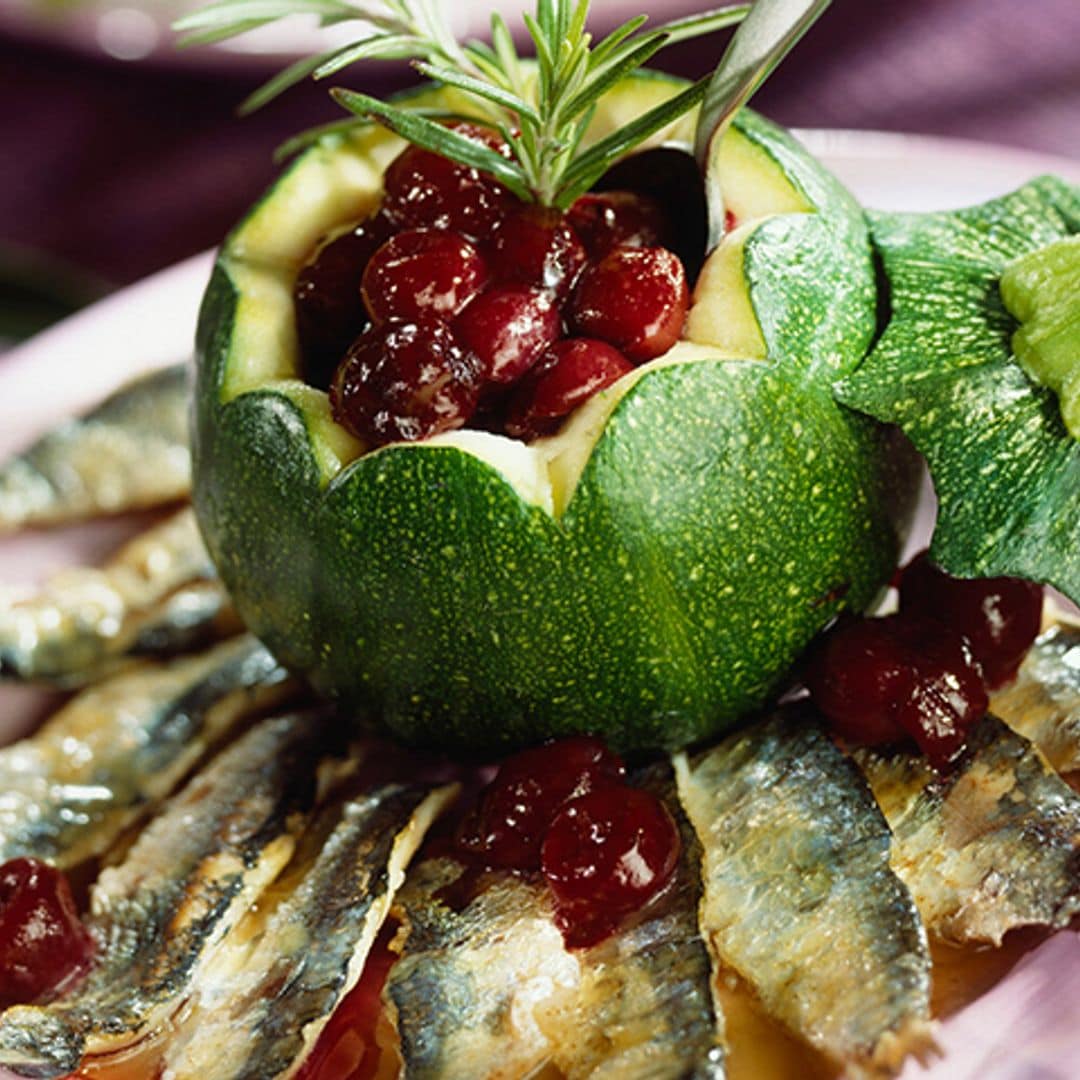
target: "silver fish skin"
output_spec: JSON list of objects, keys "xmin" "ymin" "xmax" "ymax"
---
[
  {"xmin": 0, "ymin": 634, "xmax": 295, "ymax": 869},
  {"xmin": 556, "ymin": 767, "xmax": 725, "ymax": 1080},
  {"xmin": 0, "ymin": 711, "xmax": 342, "ymax": 1079},
  {"xmin": 387, "ymin": 768, "xmax": 725, "ymax": 1080},
  {"xmin": 0, "ymin": 364, "xmax": 190, "ymax": 533},
  {"xmin": 857, "ymin": 713, "xmax": 1080, "ymax": 946},
  {"xmin": 991, "ymin": 624, "xmax": 1080, "ymax": 775},
  {"xmin": 674, "ymin": 708, "xmax": 932, "ymax": 1076},
  {"xmin": 0, "ymin": 507, "xmax": 234, "ymax": 686},
  {"xmin": 163, "ymin": 780, "xmax": 458, "ymax": 1080},
  {"xmin": 386, "ymin": 857, "xmax": 573, "ymax": 1079}
]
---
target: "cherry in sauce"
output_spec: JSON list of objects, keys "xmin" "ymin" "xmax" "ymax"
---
[
  {"xmin": 892, "ymin": 618, "xmax": 988, "ymax": 767},
  {"xmin": 0, "ymin": 857, "xmax": 94, "ymax": 1009},
  {"xmin": 297, "ymin": 128, "xmax": 696, "ymax": 446},
  {"xmin": 505, "ymin": 337, "xmax": 634, "ymax": 440},
  {"xmin": 541, "ymin": 786, "xmax": 680, "ymax": 949},
  {"xmin": 805, "ymin": 612, "xmax": 989, "ymax": 769},
  {"xmin": 294, "ymin": 214, "xmax": 393, "ymax": 389},
  {"xmin": 330, "ymin": 317, "xmax": 483, "ymax": 445},
  {"xmin": 802, "ymin": 615, "xmax": 916, "ymax": 748},
  {"xmin": 382, "ymin": 123, "xmax": 513, "ymax": 238},
  {"xmin": 898, "ymin": 551, "xmax": 1042, "ymax": 689},
  {"xmin": 567, "ymin": 191, "xmax": 670, "ymax": 257},
  {"xmin": 570, "ymin": 245, "xmax": 689, "ymax": 362},
  {"xmin": 454, "ymin": 284, "xmax": 561, "ymax": 385},
  {"xmin": 455, "ymin": 735, "xmax": 625, "ymax": 871},
  {"xmin": 361, "ymin": 228, "xmax": 489, "ymax": 325},
  {"xmin": 487, "ymin": 204, "xmax": 588, "ymax": 301}
]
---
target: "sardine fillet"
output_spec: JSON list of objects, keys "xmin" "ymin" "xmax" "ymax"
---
[
  {"xmin": 858, "ymin": 714, "xmax": 1080, "ymax": 945},
  {"xmin": 0, "ymin": 364, "xmax": 190, "ymax": 533},
  {"xmin": 163, "ymin": 780, "xmax": 458, "ymax": 1080},
  {"xmin": 0, "ymin": 712, "xmax": 341, "ymax": 1078},
  {"xmin": 991, "ymin": 624, "xmax": 1080, "ymax": 775},
  {"xmin": 675, "ymin": 709, "xmax": 932, "ymax": 1074},
  {"xmin": 387, "ymin": 769, "xmax": 725, "ymax": 1080},
  {"xmin": 0, "ymin": 507, "xmax": 231, "ymax": 687},
  {"xmin": 0, "ymin": 634, "xmax": 294, "ymax": 868}
]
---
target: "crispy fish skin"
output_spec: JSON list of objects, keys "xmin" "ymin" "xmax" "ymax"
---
[
  {"xmin": 674, "ymin": 709, "xmax": 932, "ymax": 1075},
  {"xmin": 0, "ymin": 507, "xmax": 233, "ymax": 686},
  {"xmin": 0, "ymin": 634, "xmax": 295, "ymax": 869},
  {"xmin": 0, "ymin": 711, "xmax": 342, "ymax": 1079},
  {"xmin": 163, "ymin": 781, "xmax": 458, "ymax": 1080},
  {"xmin": 991, "ymin": 625, "xmax": 1080, "ymax": 775},
  {"xmin": 387, "ymin": 858, "xmax": 578, "ymax": 1078},
  {"xmin": 0, "ymin": 364, "xmax": 190, "ymax": 533},
  {"xmin": 387, "ymin": 768, "xmax": 725, "ymax": 1080},
  {"xmin": 857, "ymin": 713, "xmax": 1080, "ymax": 946},
  {"xmin": 555, "ymin": 767, "xmax": 724, "ymax": 1080}
]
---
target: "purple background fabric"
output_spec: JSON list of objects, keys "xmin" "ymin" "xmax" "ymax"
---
[{"xmin": 0, "ymin": 0, "xmax": 1077, "ymax": 288}]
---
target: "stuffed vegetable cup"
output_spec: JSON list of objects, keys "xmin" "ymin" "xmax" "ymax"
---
[{"xmin": 191, "ymin": 71, "xmax": 920, "ymax": 753}]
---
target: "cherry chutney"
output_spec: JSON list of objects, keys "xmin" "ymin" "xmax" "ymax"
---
[
  {"xmin": 293, "ymin": 124, "xmax": 690, "ymax": 447},
  {"xmin": 454, "ymin": 735, "xmax": 680, "ymax": 949},
  {"xmin": 805, "ymin": 551, "xmax": 1042, "ymax": 768}
]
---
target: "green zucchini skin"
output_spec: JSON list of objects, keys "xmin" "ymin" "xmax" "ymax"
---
[{"xmin": 193, "ymin": 79, "xmax": 915, "ymax": 752}]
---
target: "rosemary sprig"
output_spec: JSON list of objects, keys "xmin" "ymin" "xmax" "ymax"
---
[{"xmin": 175, "ymin": 0, "xmax": 749, "ymax": 208}]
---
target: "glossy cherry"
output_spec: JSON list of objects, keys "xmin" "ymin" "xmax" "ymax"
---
[
  {"xmin": 361, "ymin": 228, "xmax": 489, "ymax": 324},
  {"xmin": 294, "ymin": 214, "xmax": 393, "ymax": 388},
  {"xmin": 0, "ymin": 857, "xmax": 94, "ymax": 1009},
  {"xmin": 454, "ymin": 284, "xmax": 561, "ymax": 385},
  {"xmin": 891, "ymin": 617, "xmax": 988, "ymax": 769},
  {"xmin": 487, "ymin": 204, "xmax": 588, "ymax": 301},
  {"xmin": 504, "ymin": 337, "xmax": 634, "ymax": 440},
  {"xmin": 455, "ymin": 735, "xmax": 626, "ymax": 871},
  {"xmin": 382, "ymin": 123, "xmax": 513, "ymax": 238},
  {"xmin": 803, "ymin": 616, "xmax": 914, "ymax": 747},
  {"xmin": 567, "ymin": 191, "xmax": 670, "ymax": 256},
  {"xmin": 570, "ymin": 245, "xmax": 689, "ymax": 362},
  {"xmin": 898, "ymin": 551, "xmax": 1042, "ymax": 688},
  {"xmin": 330, "ymin": 317, "xmax": 483, "ymax": 445},
  {"xmin": 541, "ymin": 786, "xmax": 680, "ymax": 949},
  {"xmin": 805, "ymin": 612, "xmax": 988, "ymax": 768}
]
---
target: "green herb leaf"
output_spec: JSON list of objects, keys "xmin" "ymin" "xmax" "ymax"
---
[
  {"xmin": 555, "ymin": 74, "xmax": 711, "ymax": 206},
  {"xmin": 559, "ymin": 32, "xmax": 669, "ymax": 124},
  {"xmin": 177, "ymin": 0, "xmax": 750, "ymax": 206},
  {"xmin": 332, "ymin": 88, "xmax": 534, "ymax": 201},
  {"xmin": 241, "ymin": 52, "xmax": 330, "ymax": 114},
  {"xmin": 413, "ymin": 61, "xmax": 541, "ymax": 125},
  {"xmin": 836, "ymin": 176, "xmax": 1080, "ymax": 601},
  {"xmin": 655, "ymin": 3, "xmax": 751, "ymax": 43}
]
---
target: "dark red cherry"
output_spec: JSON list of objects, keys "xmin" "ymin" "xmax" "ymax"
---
[
  {"xmin": 805, "ymin": 612, "xmax": 988, "ymax": 768},
  {"xmin": 0, "ymin": 857, "xmax": 94, "ymax": 1008},
  {"xmin": 330, "ymin": 317, "xmax": 482, "ymax": 446},
  {"xmin": 504, "ymin": 337, "xmax": 634, "ymax": 440},
  {"xmin": 890, "ymin": 616, "xmax": 989, "ymax": 769},
  {"xmin": 541, "ymin": 786, "xmax": 680, "ymax": 949},
  {"xmin": 455, "ymin": 285, "xmax": 560, "ymax": 385},
  {"xmin": 487, "ymin": 204, "xmax": 587, "ymax": 300},
  {"xmin": 567, "ymin": 191, "xmax": 671, "ymax": 257},
  {"xmin": 803, "ymin": 616, "xmax": 913, "ymax": 747},
  {"xmin": 294, "ymin": 214, "xmax": 393, "ymax": 388},
  {"xmin": 899, "ymin": 551, "xmax": 1043, "ymax": 688},
  {"xmin": 382, "ymin": 123, "xmax": 513, "ymax": 238},
  {"xmin": 455, "ymin": 735, "xmax": 626, "ymax": 871},
  {"xmin": 570, "ymin": 245, "xmax": 689, "ymax": 361},
  {"xmin": 362, "ymin": 228, "xmax": 489, "ymax": 325}
]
